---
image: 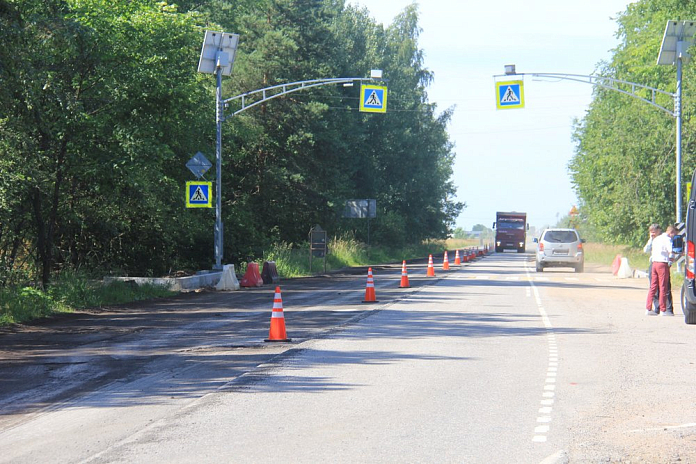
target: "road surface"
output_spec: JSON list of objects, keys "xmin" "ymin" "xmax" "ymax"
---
[{"xmin": 1, "ymin": 252, "xmax": 695, "ymax": 463}]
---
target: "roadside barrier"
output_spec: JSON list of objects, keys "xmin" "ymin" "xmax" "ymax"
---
[
  {"xmin": 399, "ymin": 261, "xmax": 411, "ymax": 288},
  {"xmin": 216, "ymin": 264, "xmax": 240, "ymax": 291},
  {"xmin": 611, "ymin": 254, "xmax": 622, "ymax": 276},
  {"xmin": 443, "ymin": 251, "xmax": 450, "ymax": 270},
  {"xmin": 427, "ymin": 254, "xmax": 436, "ymax": 277},
  {"xmin": 617, "ymin": 257, "xmax": 633, "ymax": 278},
  {"xmin": 363, "ymin": 267, "xmax": 378, "ymax": 302},
  {"xmin": 240, "ymin": 262, "xmax": 264, "ymax": 287},
  {"xmin": 454, "ymin": 249, "xmax": 461, "ymax": 265},
  {"xmin": 262, "ymin": 261, "xmax": 280, "ymax": 284},
  {"xmin": 265, "ymin": 286, "xmax": 291, "ymax": 342}
]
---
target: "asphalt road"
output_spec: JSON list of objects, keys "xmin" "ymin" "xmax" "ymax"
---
[{"xmin": 1, "ymin": 252, "xmax": 695, "ymax": 463}]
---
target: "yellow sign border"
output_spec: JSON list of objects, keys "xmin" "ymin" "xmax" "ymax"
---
[
  {"xmin": 186, "ymin": 181, "xmax": 213, "ymax": 208},
  {"xmin": 495, "ymin": 80, "xmax": 525, "ymax": 110},
  {"xmin": 360, "ymin": 84, "xmax": 388, "ymax": 113}
]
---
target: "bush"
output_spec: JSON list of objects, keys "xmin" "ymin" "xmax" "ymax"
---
[
  {"xmin": 48, "ymin": 269, "xmax": 102, "ymax": 308},
  {"xmin": 0, "ymin": 286, "xmax": 67, "ymax": 325}
]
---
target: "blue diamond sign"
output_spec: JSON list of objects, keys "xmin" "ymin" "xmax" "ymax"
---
[{"xmin": 186, "ymin": 152, "xmax": 213, "ymax": 179}]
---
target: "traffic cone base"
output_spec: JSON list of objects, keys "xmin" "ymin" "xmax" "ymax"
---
[
  {"xmin": 399, "ymin": 260, "xmax": 411, "ymax": 288},
  {"xmin": 265, "ymin": 286, "xmax": 291, "ymax": 342}
]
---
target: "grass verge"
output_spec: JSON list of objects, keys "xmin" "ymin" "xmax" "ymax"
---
[
  {"xmin": 263, "ymin": 237, "xmax": 485, "ymax": 277},
  {"xmin": 1, "ymin": 270, "xmax": 175, "ymax": 326}
]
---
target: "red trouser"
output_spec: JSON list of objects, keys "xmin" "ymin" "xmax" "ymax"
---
[{"xmin": 647, "ymin": 262, "xmax": 670, "ymax": 312}]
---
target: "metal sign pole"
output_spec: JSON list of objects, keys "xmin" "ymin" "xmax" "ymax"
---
[
  {"xmin": 214, "ymin": 68, "xmax": 223, "ymax": 270},
  {"xmin": 198, "ymin": 31, "xmax": 239, "ymax": 270},
  {"xmin": 676, "ymin": 56, "xmax": 683, "ymax": 223}
]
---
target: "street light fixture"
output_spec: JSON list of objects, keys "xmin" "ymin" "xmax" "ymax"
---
[
  {"xmin": 198, "ymin": 31, "xmax": 240, "ymax": 270},
  {"xmin": 197, "ymin": 30, "xmax": 383, "ymax": 269},
  {"xmin": 498, "ymin": 20, "xmax": 696, "ymax": 224},
  {"xmin": 657, "ymin": 20, "xmax": 696, "ymax": 222}
]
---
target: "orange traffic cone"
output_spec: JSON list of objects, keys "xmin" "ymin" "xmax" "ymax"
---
[
  {"xmin": 363, "ymin": 267, "xmax": 379, "ymax": 302},
  {"xmin": 399, "ymin": 261, "xmax": 411, "ymax": 288},
  {"xmin": 443, "ymin": 251, "xmax": 450, "ymax": 270},
  {"xmin": 265, "ymin": 286, "xmax": 291, "ymax": 342},
  {"xmin": 427, "ymin": 254, "xmax": 436, "ymax": 277},
  {"xmin": 454, "ymin": 249, "xmax": 461, "ymax": 265}
]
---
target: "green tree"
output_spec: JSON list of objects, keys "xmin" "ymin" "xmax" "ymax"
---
[
  {"xmin": 0, "ymin": 0, "xmax": 210, "ymax": 285},
  {"xmin": 570, "ymin": 0, "xmax": 696, "ymax": 246},
  {"xmin": 0, "ymin": 0, "xmax": 464, "ymax": 286}
]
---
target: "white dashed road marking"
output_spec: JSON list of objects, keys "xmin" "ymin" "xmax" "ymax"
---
[{"xmin": 525, "ymin": 262, "xmax": 558, "ymax": 444}]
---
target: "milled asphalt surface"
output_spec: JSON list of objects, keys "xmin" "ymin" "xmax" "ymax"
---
[{"xmin": 0, "ymin": 256, "xmax": 455, "ymax": 430}]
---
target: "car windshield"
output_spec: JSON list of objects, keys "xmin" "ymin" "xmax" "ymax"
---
[
  {"xmin": 543, "ymin": 231, "xmax": 578, "ymax": 243},
  {"xmin": 498, "ymin": 221, "xmax": 524, "ymax": 230}
]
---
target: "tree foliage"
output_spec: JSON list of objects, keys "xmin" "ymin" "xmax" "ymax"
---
[
  {"xmin": 0, "ymin": 0, "xmax": 462, "ymax": 286},
  {"xmin": 570, "ymin": 0, "xmax": 696, "ymax": 245}
]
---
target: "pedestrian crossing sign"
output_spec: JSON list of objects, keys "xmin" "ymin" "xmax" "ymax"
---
[
  {"xmin": 186, "ymin": 181, "xmax": 213, "ymax": 208},
  {"xmin": 496, "ymin": 80, "xmax": 524, "ymax": 109},
  {"xmin": 360, "ymin": 84, "xmax": 388, "ymax": 113}
]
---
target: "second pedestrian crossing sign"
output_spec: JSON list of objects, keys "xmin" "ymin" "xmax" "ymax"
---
[
  {"xmin": 360, "ymin": 84, "xmax": 387, "ymax": 113},
  {"xmin": 496, "ymin": 80, "xmax": 524, "ymax": 109},
  {"xmin": 186, "ymin": 181, "xmax": 212, "ymax": 208}
]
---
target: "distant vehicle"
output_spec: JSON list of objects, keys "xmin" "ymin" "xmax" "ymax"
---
[
  {"xmin": 493, "ymin": 212, "xmax": 528, "ymax": 253},
  {"xmin": 681, "ymin": 168, "xmax": 696, "ymax": 324},
  {"xmin": 534, "ymin": 228, "xmax": 585, "ymax": 273}
]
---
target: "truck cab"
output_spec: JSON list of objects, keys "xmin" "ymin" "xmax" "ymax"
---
[{"xmin": 493, "ymin": 212, "xmax": 528, "ymax": 253}]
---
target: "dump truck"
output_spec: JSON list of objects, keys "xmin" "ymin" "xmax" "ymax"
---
[{"xmin": 493, "ymin": 212, "xmax": 528, "ymax": 253}]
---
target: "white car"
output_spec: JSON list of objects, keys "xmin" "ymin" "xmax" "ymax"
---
[{"xmin": 534, "ymin": 228, "xmax": 585, "ymax": 272}]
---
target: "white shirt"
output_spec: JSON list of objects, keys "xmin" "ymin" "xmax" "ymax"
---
[
  {"xmin": 650, "ymin": 233, "xmax": 673, "ymax": 264},
  {"xmin": 643, "ymin": 237, "xmax": 654, "ymax": 261}
]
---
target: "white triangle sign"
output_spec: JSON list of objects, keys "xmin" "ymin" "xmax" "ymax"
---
[
  {"xmin": 501, "ymin": 86, "xmax": 519, "ymax": 103},
  {"xmin": 190, "ymin": 186, "xmax": 208, "ymax": 202},
  {"xmin": 365, "ymin": 90, "xmax": 381, "ymax": 106}
]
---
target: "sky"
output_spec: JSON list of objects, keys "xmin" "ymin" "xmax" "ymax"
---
[{"xmin": 348, "ymin": 0, "xmax": 634, "ymax": 230}]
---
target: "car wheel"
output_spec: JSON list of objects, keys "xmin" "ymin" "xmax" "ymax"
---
[
  {"xmin": 495, "ymin": 246, "xmax": 502, "ymax": 253},
  {"xmin": 681, "ymin": 284, "xmax": 696, "ymax": 324},
  {"xmin": 575, "ymin": 262, "xmax": 584, "ymax": 273},
  {"xmin": 536, "ymin": 262, "xmax": 543, "ymax": 272}
]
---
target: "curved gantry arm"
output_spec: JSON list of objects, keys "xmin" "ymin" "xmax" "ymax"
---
[
  {"xmin": 497, "ymin": 72, "xmax": 677, "ymax": 117},
  {"xmin": 222, "ymin": 77, "xmax": 375, "ymax": 120}
]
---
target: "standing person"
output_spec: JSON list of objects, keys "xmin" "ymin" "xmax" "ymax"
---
[
  {"xmin": 646, "ymin": 225, "xmax": 676, "ymax": 316},
  {"xmin": 643, "ymin": 224, "xmax": 673, "ymax": 312}
]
